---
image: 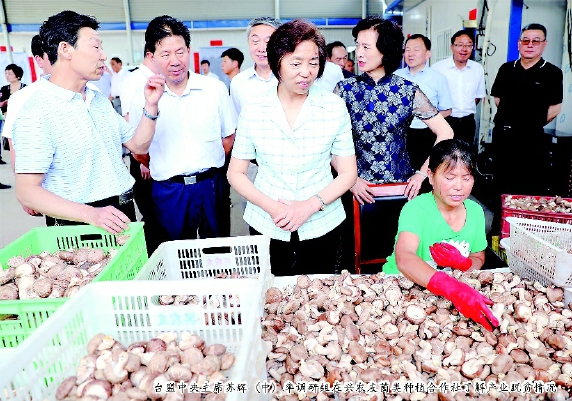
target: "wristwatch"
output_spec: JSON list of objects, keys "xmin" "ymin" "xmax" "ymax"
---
[
  {"xmin": 315, "ymin": 195, "xmax": 326, "ymax": 211},
  {"xmin": 142, "ymin": 107, "xmax": 160, "ymax": 120}
]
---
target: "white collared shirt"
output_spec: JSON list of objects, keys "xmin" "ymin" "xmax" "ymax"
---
[
  {"xmin": 120, "ymin": 64, "xmax": 155, "ymax": 117},
  {"xmin": 432, "ymin": 57, "xmax": 486, "ymax": 117},
  {"xmin": 229, "ymin": 66, "xmax": 278, "ymax": 117},
  {"xmin": 232, "ymin": 85, "xmax": 355, "ymax": 241},
  {"xmin": 394, "ymin": 64, "xmax": 454, "ymax": 128},
  {"xmin": 313, "ymin": 61, "xmax": 345, "ymax": 93},
  {"xmin": 110, "ymin": 68, "xmax": 130, "ymax": 98},
  {"xmin": 13, "ymin": 78, "xmax": 135, "ymax": 203},
  {"xmin": 2, "ymin": 77, "xmax": 100, "ymax": 139},
  {"xmin": 130, "ymin": 72, "xmax": 236, "ymax": 181}
]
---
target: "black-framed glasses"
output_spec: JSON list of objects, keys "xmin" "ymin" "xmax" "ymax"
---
[
  {"xmin": 452, "ymin": 44, "xmax": 473, "ymax": 49},
  {"xmin": 519, "ymin": 38, "xmax": 546, "ymax": 46}
]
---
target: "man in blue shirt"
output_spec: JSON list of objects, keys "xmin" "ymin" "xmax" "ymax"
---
[{"xmin": 395, "ymin": 34, "xmax": 454, "ymax": 176}]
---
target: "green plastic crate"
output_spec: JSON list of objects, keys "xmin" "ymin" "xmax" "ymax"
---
[{"xmin": 0, "ymin": 222, "xmax": 147, "ymax": 349}]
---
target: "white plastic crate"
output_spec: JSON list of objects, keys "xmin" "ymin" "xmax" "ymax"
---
[
  {"xmin": 136, "ymin": 235, "xmax": 272, "ymax": 290},
  {"xmin": 0, "ymin": 280, "xmax": 266, "ymax": 401},
  {"xmin": 506, "ymin": 217, "xmax": 572, "ymax": 287}
]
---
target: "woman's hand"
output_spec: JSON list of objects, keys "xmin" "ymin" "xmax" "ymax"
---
[
  {"xmin": 405, "ymin": 173, "xmax": 425, "ymax": 200},
  {"xmin": 272, "ymin": 198, "xmax": 320, "ymax": 232},
  {"xmin": 350, "ymin": 177, "xmax": 375, "ymax": 205}
]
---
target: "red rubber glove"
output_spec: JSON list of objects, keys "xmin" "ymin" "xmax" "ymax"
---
[
  {"xmin": 429, "ymin": 242, "xmax": 472, "ymax": 271},
  {"xmin": 427, "ymin": 271, "xmax": 499, "ymax": 331}
]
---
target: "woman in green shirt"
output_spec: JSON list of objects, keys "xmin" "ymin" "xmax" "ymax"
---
[{"xmin": 384, "ymin": 139, "xmax": 498, "ymax": 331}]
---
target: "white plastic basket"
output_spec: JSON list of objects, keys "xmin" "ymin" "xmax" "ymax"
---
[
  {"xmin": 506, "ymin": 217, "xmax": 572, "ymax": 287},
  {"xmin": 0, "ymin": 280, "xmax": 266, "ymax": 401},
  {"xmin": 135, "ymin": 235, "xmax": 272, "ymax": 290}
]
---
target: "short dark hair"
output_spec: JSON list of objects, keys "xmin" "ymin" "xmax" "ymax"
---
[
  {"xmin": 325, "ymin": 41, "xmax": 346, "ymax": 59},
  {"xmin": 428, "ymin": 139, "xmax": 476, "ymax": 177},
  {"xmin": 40, "ymin": 10, "xmax": 99, "ymax": 65},
  {"xmin": 145, "ymin": 15, "xmax": 190, "ymax": 55},
  {"xmin": 221, "ymin": 47, "xmax": 244, "ymax": 68},
  {"xmin": 267, "ymin": 19, "xmax": 327, "ymax": 81},
  {"xmin": 31, "ymin": 35, "xmax": 44, "ymax": 58},
  {"xmin": 521, "ymin": 23, "xmax": 547, "ymax": 38},
  {"xmin": 5, "ymin": 63, "xmax": 23, "ymax": 80},
  {"xmin": 352, "ymin": 16, "xmax": 404, "ymax": 75},
  {"xmin": 450, "ymin": 29, "xmax": 474, "ymax": 45},
  {"xmin": 111, "ymin": 57, "xmax": 122, "ymax": 64},
  {"xmin": 405, "ymin": 34, "xmax": 431, "ymax": 51},
  {"xmin": 200, "ymin": 59, "xmax": 210, "ymax": 66}
]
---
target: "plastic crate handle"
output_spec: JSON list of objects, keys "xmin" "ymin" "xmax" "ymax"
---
[
  {"xmin": 79, "ymin": 233, "xmax": 104, "ymax": 242},
  {"xmin": 202, "ymin": 246, "xmax": 232, "ymax": 255}
]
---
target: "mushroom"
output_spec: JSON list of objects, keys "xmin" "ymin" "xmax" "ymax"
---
[
  {"xmin": 32, "ymin": 278, "xmax": 53, "ymax": 298},
  {"xmin": 81, "ymin": 379, "xmax": 112, "ymax": 399},
  {"xmin": 103, "ymin": 351, "xmax": 129, "ymax": 384},
  {"xmin": 299, "ymin": 359, "xmax": 324, "ymax": 379},
  {"xmin": 491, "ymin": 354, "xmax": 514, "ymax": 375},
  {"xmin": 404, "ymin": 304, "xmax": 427, "ymax": 325},
  {"xmin": 56, "ymin": 376, "xmax": 77, "ymax": 400}
]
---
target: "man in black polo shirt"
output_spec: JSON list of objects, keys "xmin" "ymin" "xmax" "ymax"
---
[{"xmin": 490, "ymin": 23, "xmax": 563, "ymax": 232}]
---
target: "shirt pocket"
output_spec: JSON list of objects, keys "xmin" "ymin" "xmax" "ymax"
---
[{"xmin": 186, "ymin": 106, "xmax": 221, "ymax": 142}]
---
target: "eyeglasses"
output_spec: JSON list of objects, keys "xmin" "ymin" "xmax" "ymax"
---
[
  {"xmin": 519, "ymin": 38, "xmax": 546, "ymax": 46},
  {"xmin": 453, "ymin": 44, "xmax": 473, "ymax": 49}
]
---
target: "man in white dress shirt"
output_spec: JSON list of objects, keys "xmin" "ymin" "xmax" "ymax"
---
[
  {"xmin": 432, "ymin": 30, "xmax": 485, "ymax": 148},
  {"xmin": 13, "ymin": 10, "xmax": 164, "ymax": 233},
  {"xmin": 109, "ymin": 56, "xmax": 130, "ymax": 114},
  {"xmin": 200, "ymin": 60, "xmax": 220, "ymax": 80},
  {"xmin": 230, "ymin": 16, "xmax": 282, "ymax": 117},
  {"xmin": 121, "ymin": 47, "xmax": 167, "ymax": 253},
  {"xmin": 130, "ymin": 15, "xmax": 235, "ymax": 240}
]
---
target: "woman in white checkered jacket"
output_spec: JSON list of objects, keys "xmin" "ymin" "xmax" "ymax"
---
[{"xmin": 228, "ymin": 19, "xmax": 357, "ymax": 277}]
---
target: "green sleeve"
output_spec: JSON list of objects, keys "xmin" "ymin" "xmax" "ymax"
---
[{"xmin": 467, "ymin": 200, "xmax": 487, "ymax": 253}]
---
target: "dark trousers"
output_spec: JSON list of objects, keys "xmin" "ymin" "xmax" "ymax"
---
[
  {"xmin": 489, "ymin": 125, "xmax": 552, "ymax": 236},
  {"xmin": 129, "ymin": 155, "xmax": 169, "ymax": 256},
  {"xmin": 45, "ymin": 191, "xmax": 136, "ymax": 227},
  {"xmin": 407, "ymin": 126, "xmax": 435, "ymax": 195},
  {"xmin": 446, "ymin": 114, "xmax": 477, "ymax": 148},
  {"xmin": 152, "ymin": 169, "xmax": 227, "ymax": 241},
  {"xmin": 250, "ymin": 226, "xmax": 340, "ymax": 277}
]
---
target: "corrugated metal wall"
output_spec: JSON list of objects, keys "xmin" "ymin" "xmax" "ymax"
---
[
  {"xmin": 3, "ymin": 0, "xmax": 367, "ymax": 25},
  {"xmin": 130, "ymin": 0, "xmax": 275, "ymax": 22},
  {"xmin": 5, "ymin": 0, "xmax": 124, "ymax": 24}
]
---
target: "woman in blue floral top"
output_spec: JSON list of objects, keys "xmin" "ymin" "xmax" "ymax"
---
[{"xmin": 337, "ymin": 17, "xmax": 454, "ymax": 202}]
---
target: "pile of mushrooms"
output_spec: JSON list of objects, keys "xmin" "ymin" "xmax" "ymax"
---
[
  {"xmin": 504, "ymin": 195, "xmax": 572, "ymax": 214},
  {"xmin": 56, "ymin": 332, "xmax": 235, "ymax": 401},
  {"xmin": 262, "ymin": 271, "xmax": 572, "ymax": 400},
  {"xmin": 0, "ymin": 247, "xmax": 120, "ymax": 300}
]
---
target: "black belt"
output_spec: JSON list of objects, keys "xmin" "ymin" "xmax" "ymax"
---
[
  {"xmin": 87, "ymin": 188, "xmax": 134, "ymax": 207},
  {"xmin": 448, "ymin": 114, "xmax": 474, "ymax": 120},
  {"xmin": 167, "ymin": 168, "xmax": 218, "ymax": 185}
]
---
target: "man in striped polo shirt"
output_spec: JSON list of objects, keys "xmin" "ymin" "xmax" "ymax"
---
[{"xmin": 12, "ymin": 10, "xmax": 165, "ymax": 234}]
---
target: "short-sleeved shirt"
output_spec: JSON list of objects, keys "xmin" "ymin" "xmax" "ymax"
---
[
  {"xmin": 2, "ymin": 78, "xmax": 100, "ymax": 140},
  {"xmin": 129, "ymin": 72, "xmax": 236, "ymax": 181},
  {"xmin": 432, "ymin": 57, "xmax": 486, "ymax": 117},
  {"xmin": 394, "ymin": 64, "xmax": 454, "ymax": 129},
  {"xmin": 491, "ymin": 58, "xmax": 563, "ymax": 132},
  {"xmin": 313, "ymin": 61, "xmax": 345, "ymax": 93},
  {"xmin": 229, "ymin": 66, "xmax": 278, "ymax": 117},
  {"xmin": 384, "ymin": 192, "xmax": 487, "ymax": 274},
  {"xmin": 13, "ymin": 78, "xmax": 135, "ymax": 203},
  {"xmin": 336, "ymin": 73, "xmax": 438, "ymax": 183},
  {"xmin": 232, "ymin": 85, "xmax": 355, "ymax": 242},
  {"xmin": 121, "ymin": 64, "xmax": 154, "ymax": 117}
]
